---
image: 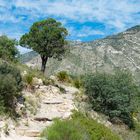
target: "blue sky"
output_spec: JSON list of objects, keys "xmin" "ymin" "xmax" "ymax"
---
[{"xmin": 0, "ymin": 0, "xmax": 140, "ymax": 53}]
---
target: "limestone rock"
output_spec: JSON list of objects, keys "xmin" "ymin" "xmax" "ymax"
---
[
  {"xmin": 21, "ymin": 71, "xmax": 27, "ymax": 76},
  {"xmin": 58, "ymin": 84, "xmax": 79, "ymax": 94},
  {"xmin": 32, "ymin": 77, "xmax": 43, "ymax": 86},
  {"xmin": 49, "ymin": 75, "xmax": 57, "ymax": 81}
]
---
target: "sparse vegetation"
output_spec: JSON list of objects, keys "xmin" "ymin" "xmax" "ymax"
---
[
  {"xmin": 23, "ymin": 72, "xmax": 34, "ymax": 87},
  {"xmin": 71, "ymin": 75, "xmax": 84, "ymax": 89},
  {"xmin": 43, "ymin": 78, "xmax": 55, "ymax": 86},
  {"xmin": 56, "ymin": 71, "xmax": 70, "ymax": 82}
]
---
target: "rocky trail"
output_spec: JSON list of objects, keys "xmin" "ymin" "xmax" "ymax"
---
[{"xmin": 0, "ymin": 83, "xmax": 79, "ymax": 140}]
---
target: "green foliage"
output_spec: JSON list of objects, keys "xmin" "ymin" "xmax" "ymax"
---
[
  {"xmin": 20, "ymin": 18, "xmax": 68, "ymax": 72},
  {"xmin": 84, "ymin": 70, "xmax": 139, "ymax": 128},
  {"xmin": 0, "ymin": 62, "xmax": 23, "ymax": 91},
  {"xmin": 41, "ymin": 119, "xmax": 90, "ymax": 140},
  {"xmin": 41, "ymin": 112, "xmax": 120, "ymax": 140},
  {"xmin": 73, "ymin": 79, "xmax": 82, "ymax": 88},
  {"xmin": 71, "ymin": 112, "xmax": 121, "ymax": 140},
  {"xmin": 23, "ymin": 73, "xmax": 34, "ymax": 86},
  {"xmin": 0, "ymin": 63, "xmax": 22, "ymax": 116},
  {"xmin": 43, "ymin": 78, "xmax": 55, "ymax": 86},
  {"xmin": 0, "ymin": 35, "xmax": 18, "ymax": 61},
  {"xmin": 134, "ymin": 121, "xmax": 140, "ymax": 139},
  {"xmin": 56, "ymin": 71, "xmax": 70, "ymax": 82},
  {"xmin": 71, "ymin": 75, "xmax": 84, "ymax": 89}
]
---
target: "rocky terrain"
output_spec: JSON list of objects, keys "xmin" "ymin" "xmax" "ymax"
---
[
  {"xmin": 0, "ymin": 75, "xmax": 79, "ymax": 140},
  {"xmin": 21, "ymin": 25, "xmax": 140, "ymax": 82}
]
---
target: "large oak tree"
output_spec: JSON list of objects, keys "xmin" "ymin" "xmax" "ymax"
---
[{"xmin": 20, "ymin": 18, "xmax": 68, "ymax": 73}]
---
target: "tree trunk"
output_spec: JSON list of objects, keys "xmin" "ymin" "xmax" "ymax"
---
[{"xmin": 41, "ymin": 56, "xmax": 48, "ymax": 73}]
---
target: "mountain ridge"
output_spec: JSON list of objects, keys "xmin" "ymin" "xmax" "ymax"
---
[{"xmin": 20, "ymin": 24, "xmax": 140, "ymax": 82}]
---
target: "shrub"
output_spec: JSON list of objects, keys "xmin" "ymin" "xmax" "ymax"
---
[
  {"xmin": 0, "ymin": 62, "xmax": 23, "ymax": 91},
  {"xmin": 56, "ymin": 71, "xmax": 70, "ymax": 82},
  {"xmin": 43, "ymin": 78, "xmax": 55, "ymax": 86},
  {"xmin": 0, "ymin": 63, "xmax": 23, "ymax": 116},
  {"xmin": 73, "ymin": 79, "xmax": 82, "ymax": 89},
  {"xmin": 23, "ymin": 73, "xmax": 34, "ymax": 86},
  {"xmin": 84, "ymin": 70, "xmax": 139, "ymax": 128},
  {"xmin": 71, "ymin": 112, "xmax": 121, "ymax": 140},
  {"xmin": 41, "ymin": 112, "xmax": 121, "ymax": 140},
  {"xmin": 72, "ymin": 76, "xmax": 84, "ymax": 89},
  {"xmin": 0, "ymin": 75, "xmax": 19, "ymax": 116},
  {"xmin": 69, "ymin": 74, "xmax": 84, "ymax": 89},
  {"xmin": 41, "ymin": 119, "xmax": 90, "ymax": 140}
]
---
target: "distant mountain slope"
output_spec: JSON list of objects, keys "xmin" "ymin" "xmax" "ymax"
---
[
  {"xmin": 20, "ymin": 25, "xmax": 140, "ymax": 82},
  {"xmin": 19, "ymin": 51, "xmax": 38, "ymax": 63}
]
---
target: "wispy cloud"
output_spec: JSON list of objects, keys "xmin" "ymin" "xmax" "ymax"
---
[
  {"xmin": 0, "ymin": 0, "xmax": 139, "ymax": 43},
  {"xmin": 13, "ymin": 0, "xmax": 140, "ymax": 29}
]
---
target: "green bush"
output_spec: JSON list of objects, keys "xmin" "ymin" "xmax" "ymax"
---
[
  {"xmin": 56, "ymin": 71, "xmax": 70, "ymax": 82},
  {"xmin": 84, "ymin": 70, "xmax": 139, "ymax": 128},
  {"xmin": 43, "ymin": 78, "xmax": 55, "ymax": 86},
  {"xmin": 0, "ymin": 62, "xmax": 23, "ymax": 91},
  {"xmin": 41, "ymin": 119, "xmax": 89, "ymax": 140},
  {"xmin": 41, "ymin": 112, "xmax": 121, "ymax": 140},
  {"xmin": 72, "ymin": 75, "xmax": 84, "ymax": 89},
  {"xmin": 73, "ymin": 79, "xmax": 82, "ymax": 88},
  {"xmin": 72, "ymin": 112, "xmax": 121, "ymax": 140},
  {"xmin": 23, "ymin": 73, "xmax": 34, "ymax": 86},
  {"xmin": 0, "ymin": 63, "xmax": 23, "ymax": 116},
  {"xmin": 0, "ymin": 35, "xmax": 18, "ymax": 61}
]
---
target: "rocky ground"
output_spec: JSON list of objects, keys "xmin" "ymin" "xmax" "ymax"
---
[{"xmin": 0, "ymin": 78, "xmax": 79, "ymax": 140}]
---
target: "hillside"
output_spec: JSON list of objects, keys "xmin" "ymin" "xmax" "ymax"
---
[
  {"xmin": 21, "ymin": 25, "xmax": 140, "ymax": 82},
  {"xmin": 1, "ymin": 25, "xmax": 140, "ymax": 140}
]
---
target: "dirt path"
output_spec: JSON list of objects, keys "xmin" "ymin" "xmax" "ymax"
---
[{"xmin": 1, "ymin": 85, "xmax": 79, "ymax": 140}]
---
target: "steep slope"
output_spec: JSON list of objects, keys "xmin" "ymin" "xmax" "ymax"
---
[{"xmin": 21, "ymin": 25, "xmax": 140, "ymax": 82}]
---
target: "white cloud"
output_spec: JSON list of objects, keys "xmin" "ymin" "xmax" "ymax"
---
[
  {"xmin": 12, "ymin": 0, "xmax": 140, "ymax": 30},
  {"xmin": 67, "ymin": 26, "xmax": 104, "ymax": 40},
  {"xmin": 0, "ymin": 0, "xmax": 139, "ymax": 40},
  {"xmin": 77, "ymin": 26, "xmax": 104, "ymax": 37}
]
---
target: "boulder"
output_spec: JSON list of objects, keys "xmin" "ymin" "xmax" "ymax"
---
[
  {"xmin": 49, "ymin": 75, "xmax": 57, "ymax": 81},
  {"xmin": 32, "ymin": 77, "xmax": 43, "ymax": 86},
  {"xmin": 57, "ymin": 84, "xmax": 79, "ymax": 94},
  {"xmin": 21, "ymin": 71, "xmax": 27, "ymax": 76}
]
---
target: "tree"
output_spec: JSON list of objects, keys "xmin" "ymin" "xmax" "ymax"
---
[
  {"xmin": 0, "ymin": 35, "xmax": 18, "ymax": 61},
  {"xmin": 20, "ymin": 18, "xmax": 68, "ymax": 73}
]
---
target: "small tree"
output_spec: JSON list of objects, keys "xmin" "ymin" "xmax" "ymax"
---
[
  {"xmin": 0, "ymin": 35, "xmax": 18, "ymax": 61},
  {"xmin": 20, "ymin": 18, "xmax": 68, "ymax": 73}
]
